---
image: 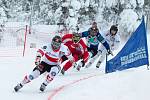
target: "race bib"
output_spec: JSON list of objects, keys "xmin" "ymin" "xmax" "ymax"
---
[{"xmin": 87, "ymin": 36, "xmax": 99, "ymax": 46}]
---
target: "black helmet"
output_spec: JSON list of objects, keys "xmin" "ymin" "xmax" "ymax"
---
[
  {"xmin": 72, "ymin": 32, "xmax": 81, "ymax": 43},
  {"xmin": 51, "ymin": 35, "xmax": 62, "ymax": 50},
  {"xmin": 92, "ymin": 21, "xmax": 97, "ymax": 26},
  {"xmin": 110, "ymin": 25, "xmax": 118, "ymax": 35},
  {"xmin": 110, "ymin": 25, "xmax": 118, "ymax": 32}
]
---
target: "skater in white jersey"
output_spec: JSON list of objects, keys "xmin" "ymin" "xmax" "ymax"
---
[
  {"xmin": 95, "ymin": 25, "xmax": 120, "ymax": 68},
  {"xmin": 14, "ymin": 35, "xmax": 74, "ymax": 92}
]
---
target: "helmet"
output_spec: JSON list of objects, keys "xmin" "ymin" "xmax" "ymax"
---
[
  {"xmin": 72, "ymin": 32, "xmax": 81, "ymax": 43},
  {"xmin": 110, "ymin": 25, "xmax": 118, "ymax": 35},
  {"xmin": 92, "ymin": 22, "xmax": 97, "ymax": 29},
  {"xmin": 89, "ymin": 27, "xmax": 98, "ymax": 37},
  {"xmin": 92, "ymin": 21, "xmax": 97, "ymax": 26},
  {"xmin": 51, "ymin": 35, "xmax": 62, "ymax": 50}
]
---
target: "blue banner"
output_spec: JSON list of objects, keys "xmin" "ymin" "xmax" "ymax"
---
[{"xmin": 105, "ymin": 17, "xmax": 149, "ymax": 73}]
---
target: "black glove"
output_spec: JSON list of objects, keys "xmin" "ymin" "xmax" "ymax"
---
[
  {"xmin": 35, "ymin": 56, "xmax": 41, "ymax": 65},
  {"xmin": 107, "ymin": 49, "xmax": 113, "ymax": 56},
  {"xmin": 81, "ymin": 60, "xmax": 85, "ymax": 67}
]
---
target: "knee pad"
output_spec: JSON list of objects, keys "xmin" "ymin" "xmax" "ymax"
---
[
  {"xmin": 29, "ymin": 75, "xmax": 34, "ymax": 80},
  {"xmin": 51, "ymin": 71, "xmax": 57, "ymax": 77},
  {"xmin": 49, "ymin": 65, "xmax": 60, "ymax": 78},
  {"xmin": 29, "ymin": 69, "xmax": 41, "ymax": 80}
]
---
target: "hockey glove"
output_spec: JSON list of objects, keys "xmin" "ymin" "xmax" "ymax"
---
[
  {"xmin": 73, "ymin": 62, "xmax": 77, "ymax": 68},
  {"xmin": 67, "ymin": 54, "xmax": 75, "ymax": 63},
  {"xmin": 35, "ymin": 52, "xmax": 42, "ymax": 65},
  {"xmin": 76, "ymin": 60, "xmax": 85, "ymax": 71},
  {"xmin": 107, "ymin": 49, "xmax": 113, "ymax": 56},
  {"xmin": 35, "ymin": 56, "xmax": 41, "ymax": 65},
  {"xmin": 81, "ymin": 60, "xmax": 85, "ymax": 67}
]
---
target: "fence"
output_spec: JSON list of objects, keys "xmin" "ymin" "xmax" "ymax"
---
[
  {"xmin": 0, "ymin": 23, "xmax": 28, "ymax": 57},
  {"xmin": 0, "ymin": 23, "xmax": 68, "ymax": 57}
]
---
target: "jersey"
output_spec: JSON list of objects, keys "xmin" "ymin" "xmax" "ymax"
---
[
  {"xmin": 81, "ymin": 29, "xmax": 111, "ymax": 58},
  {"xmin": 62, "ymin": 34, "xmax": 89, "ymax": 72},
  {"xmin": 37, "ymin": 43, "xmax": 72, "ymax": 65},
  {"xmin": 95, "ymin": 31, "xmax": 121, "ymax": 66},
  {"xmin": 102, "ymin": 31, "xmax": 120, "ymax": 50},
  {"xmin": 81, "ymin": 30, "xmax": 106, "ymax": 50},
  {"xmin": 62, "ymin": 34, "xmax": 89, "ymax": 62}
]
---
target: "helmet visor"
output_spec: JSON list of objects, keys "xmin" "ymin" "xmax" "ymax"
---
[
  {"xmin": 72, "ymin": 35, "xmax": 81, "ymax": 43},
  {"xmin": 51, "ymin": 39, "xmax": 61, "ymax": 50}
]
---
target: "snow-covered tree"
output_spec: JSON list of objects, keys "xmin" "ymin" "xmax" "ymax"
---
[
  {"xmin": 0, "ymin": 0, "xmax": 147, "ymax": 38},
  {"xmin": 119, "ymin": 9, "xmax": 140, "ymax": 40}
]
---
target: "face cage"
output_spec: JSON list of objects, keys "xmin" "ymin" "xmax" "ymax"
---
[
  {"xmin": 110, "ymin": 30, "xmax": 117, "ymax": 36},
  {"xmin": 51, "ymin": 41, "xmax": 61, "ymax": 50},
  {"xmin": 72, "ymin": 36, "xmax": 80, "ymax": 43}
]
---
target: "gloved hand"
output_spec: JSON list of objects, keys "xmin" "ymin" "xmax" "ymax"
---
[
  {"xmin": 35, "ymin": 52, "xmax": 43, "ymax": 65},
  {"xmin": 73, "ymin": 62, "xmax": 77, "ymax": 68},
  {"xmin": 35, "ymin": 56, "xmax": 41, "ymax": 65},
  {"xmin": 81, "ymin": 60, "xmax": 85, "ymax": 67},
  {"xmin": 107, "ymin": 49, "xmax": 113, "ymax": 56},
  {"xmin": 67, "ymin": 54, "xmax": 75, "ymax": 63},
  {"xmin": 78, "ymin": 60, "xmax": 85, "ymax": 67},
  {"xmin": 97, "ymin": 50, "xmax": 102, "ymax": 56},
  {"xmin": 76, "ymin": 60, "xmax": 85, "ymax": 71},
  {"xmin": 69, "ymin": 57, "xmax": 75, "ymax": 63}
]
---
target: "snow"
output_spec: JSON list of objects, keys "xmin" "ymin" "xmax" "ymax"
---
[
  {"xmin": 119, "ymin": 9, "xmax": 140, "ymax": 39},
  {"xmin": 106, "ymin": 0, "xmax": 117, "ymax": 8},
  {"xmin": 70, "ymin": 0, "xmax": 81, "ymax": 11},
  {"xmin": 54, "ymin": 67, "xmax": 150, "ymax": 100},
  {"xmin": 0, "ymin": 24, "xmax": 150, "ymax": 100},
  {"xmin": 0, "ymin": 0, "xmax": 149, "ymax": 99}
]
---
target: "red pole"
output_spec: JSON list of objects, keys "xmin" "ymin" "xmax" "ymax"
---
[{"xmin": 23, "ymin": 25, "xmax": 28, "ymax": 57}]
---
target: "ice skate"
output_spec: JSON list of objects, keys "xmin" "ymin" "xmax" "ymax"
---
[
  {"xmin": 85, "ymin": 61, "xmax": 92, "ymax": 68},
  {"xmin": 76, "ymin": 60, "xmax": 84, "ymax": 71},
  {"xmin": 40, "ymin": 83, "xmax": 47, "ymax": 92},
  {"xmin": 76, "ymin": 65, "xmax": 81, "ymax": 71},
  {"xmin": 14, "ymin": 83, "xmax": 23, "ymax": 92},
  {"xmin": 96, "ymin": 61, "xmax": 101, "ymax": 68},
  {"xmin": 61, "ymin": 68, "xmax": 65, "ymax": 75}
]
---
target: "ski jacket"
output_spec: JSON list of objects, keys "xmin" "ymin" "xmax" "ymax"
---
[
  {"xmin": 102, "ymin": 30, "xmax": 120, "ymax": 50},
  {"xmin": 62, "ymin": 34, "xmax": 89, "ymax": 62},
  {"xmin": 81, "ymin": 29, "xmax": 110, "ymax": 51},
  {"xmin": 37, "ymin": 43, "xmax": 72, "ymax": 65}
]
